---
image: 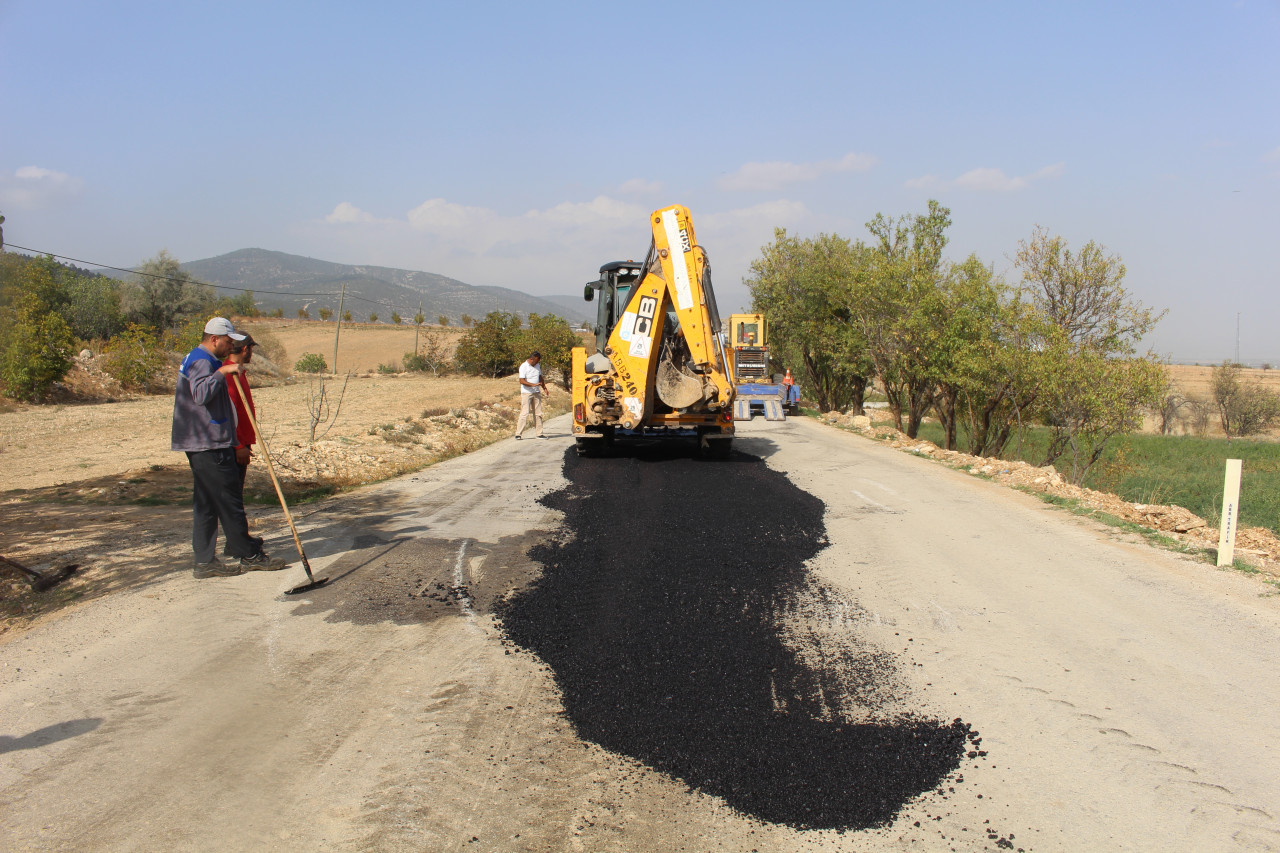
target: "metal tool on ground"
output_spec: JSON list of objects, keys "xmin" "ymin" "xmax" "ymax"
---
[
  {"xmin": 1, "ymin": 554, "xmax": 78, "ymax": 592},
  {"xmin": 233, "ymin": 373, "xmax": 329, "ymax": 595}
]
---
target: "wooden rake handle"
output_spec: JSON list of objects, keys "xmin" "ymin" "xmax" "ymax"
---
[{"xmin": 232, "ymin": 372, "xmax": 317, "ymax": 582}]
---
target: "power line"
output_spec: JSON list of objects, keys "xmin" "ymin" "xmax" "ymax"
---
[{"xmin": 3, "ymin": 242, "xmax": 419, "ymax": 312}]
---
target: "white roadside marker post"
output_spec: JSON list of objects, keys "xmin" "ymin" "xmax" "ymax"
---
[{"xmin": 1216, "ymin": 458, "xmax": 1243, "ymax": 567}]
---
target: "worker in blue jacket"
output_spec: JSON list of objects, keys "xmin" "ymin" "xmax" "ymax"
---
[{"xmin": 172, "ymin": 317, "xmax": 285, "ymax": 578}]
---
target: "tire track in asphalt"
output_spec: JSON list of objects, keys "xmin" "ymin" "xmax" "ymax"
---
[{"xmin": 498, "ymin": 446, "xmax": 976, "ymax": 831}]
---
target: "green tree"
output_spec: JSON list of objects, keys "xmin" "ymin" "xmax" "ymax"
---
[
  {"xmin": 391, "ymin": 311, "xmax": 402, "ymax": 325},
  {"xmin": 297, "ymin": 307, "xmax": 310, "ymax": 319},
  {"xmin": 1015, "ymin": 228, "xmax": 1167, "ymax": 481},
  {"xmin": 515, "ymin": 313, "xmax": 578, "ymax": 389},
  {"xmin": 0, "ymin": 259, "xmax": 75, "ymax": 400},
  {"xmin": 225, "ymin": 290, "xmax": 260, "ymax": 317},
  {"xmin": 927, "ymin": 255, "xmax": 1004, "ymax": 450},
  {"xmin": 122, "ymin": 250, "xmax": 211, "ymax": 333},
  {"xmin": 860, "ymin": 200, "xmax": 953, "ymax": 437},
  {"xmin": 460, "ymin": 314, "xmax": 473, "ymax": 327},
  {"xmin": 368, "ymin": 312, "xmax": 378, "ymax": 323},
  {"xmin": 342, "ymin": 310, "xmax": 352, "ymax": 322},
  {"xmin": 746, "ymin": 229, "xmax": 874, "ymax": 413},
  {"xmin": 64, "ymin": 272, "xmax": 125, "ymax": 340},
  {"xmin": 436, "ymin": 314, "xmax": 447, "ymax": 326},
  {"xmin": 454, "ymin": 311, "xmax": 520, "ymax": 378},
  {"xmin": 1016, "ymin": 226, "xmax": 1163, "ymax": 351},
  {"xmin": 319, "ymin": 306, "xmax": 333, "ymax": 321},
  {"xmin": 1212, "ymin": 360, "xmax": 1280, "ymax": 437}
]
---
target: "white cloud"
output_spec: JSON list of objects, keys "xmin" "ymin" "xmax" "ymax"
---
[
  {"xmin": 906, "ymin": 162, "xmax": 1065, "ymax": 193},
  {"xmin": 904, "ymin": 174, "xmax": 942, "ymax": 190},
  {"xmin": 309, "ymin": 195, "xmax": 810, "ymax": 309},
  {"xmin": 325, "ymin": 201, "xmax": 380, "ymax": 224},
  {"xmin": 618, "ymin": 178, "xmax": 662, "ymax": 195},
  {"xmin": 955, "ymin": 167, "xmax": 1028, "ymax": 192},
  {"xmin": 0, "ymin": 165, "xmax": 84, "ymax": 208},
  {"xmin": 718, "ymin": 151, "xmax": 878, "ymax": 191}
]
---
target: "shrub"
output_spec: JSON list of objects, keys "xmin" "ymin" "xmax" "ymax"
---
[
  {"xmin": 377, "ymin": 362, "xmax": 399, "ymax": 374},
  {"xmin": 294, "ymin": 352, "xmax": 328, "ymax": 373},
  {"xmin": 402, "ymin": 352, "xmax": 429, "ymax": 372},
  {"xmin": 160, "ymin": 316, "xmax": 204, "ymax": 356},
  {"xmin": 104, "ymin": 323, "xmax": 169, "ymax": 391},
  {"xmin": 0, "ymin": 303, "xmax": 75, "ymax": 401}
]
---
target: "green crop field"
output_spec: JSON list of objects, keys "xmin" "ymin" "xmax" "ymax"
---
[{"xmin": 912, "ymin": 423, "xmax": 1280, "ymax": 534}]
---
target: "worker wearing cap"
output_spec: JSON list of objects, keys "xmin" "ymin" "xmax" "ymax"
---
[
  {"xmin": 226, "ymin": 332, "xmax": 258, "ymax": 483},
  {"xmin": 172, "ymin": 318, "xmax": 284, "ymax": 578}
]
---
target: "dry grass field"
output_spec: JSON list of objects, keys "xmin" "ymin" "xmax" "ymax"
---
[
  {"xmin": 1166, "ymin": 363, "xmax": 1280, "ymax": 397},
  {"xmin": 1156, "ymin": 364, "xmax": 1280, "ymax": 438},
  {"xmin": 242, "ymin": 317, "xmax": 470, "ymax": 373}
]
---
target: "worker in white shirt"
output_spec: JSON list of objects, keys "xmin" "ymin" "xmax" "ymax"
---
[{"xmin": 515, "ymin": 351, "xmax": 547, "ymax": 439}]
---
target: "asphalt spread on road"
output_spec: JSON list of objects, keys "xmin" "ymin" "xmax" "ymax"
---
[{"xmin": 497, "ymin": 445, "xmax": 975, "ymax": 831}]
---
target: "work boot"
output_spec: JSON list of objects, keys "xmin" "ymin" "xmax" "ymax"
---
[
  {"xmin": 240, "ymin": 551, "xmax": 288, "ymax": 572},
  {"xmin": 193, "ymin": 557, "xmax": 243, "ymax": 579}
]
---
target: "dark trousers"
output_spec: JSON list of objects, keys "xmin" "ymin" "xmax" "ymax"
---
[{"xmin": 186, "ymin": 448, "xmax": 256, "ymax": 563}]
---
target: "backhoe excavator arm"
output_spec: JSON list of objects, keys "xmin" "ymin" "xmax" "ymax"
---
[{"xmin": 599, "ymin": 205, "xmax": 734, "ymax": 428}]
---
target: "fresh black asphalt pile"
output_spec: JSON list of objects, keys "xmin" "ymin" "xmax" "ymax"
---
[{"xmin": 497, "ymin": 446, "xmax": 974, "ymax": 831}]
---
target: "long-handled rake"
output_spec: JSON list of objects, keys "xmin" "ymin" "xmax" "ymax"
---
[{"xmin": 233, "ymin": 373, "xmax": 329, "ymax": 595}]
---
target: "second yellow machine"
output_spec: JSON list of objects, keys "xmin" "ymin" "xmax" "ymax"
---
[{"xmin": 571, "ymin": 205, "xmax": 735, "ymax": 457}]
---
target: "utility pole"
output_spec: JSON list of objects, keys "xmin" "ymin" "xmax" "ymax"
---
[
  {"xmin": 1236, "ymin": 312, "xmax": 1241, "ymax": 365},
  {"xmin": 332, "ymin": 283, "xmax": 346, "ymax": 374}
]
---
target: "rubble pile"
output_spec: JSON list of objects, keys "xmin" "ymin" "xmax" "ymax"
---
[{"xmin": 822, "ymin": 409, "xmax": 1280, "ymax": 570}]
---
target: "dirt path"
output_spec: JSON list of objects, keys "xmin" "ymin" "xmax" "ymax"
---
[{"xmin": 2, "ymin": 417, "xmax": 1279, "ymax": 851}]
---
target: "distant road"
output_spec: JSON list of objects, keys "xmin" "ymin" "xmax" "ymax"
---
[{"xmin": 3, "ymin": 416, "xmax": 1278, "ymax": 851}]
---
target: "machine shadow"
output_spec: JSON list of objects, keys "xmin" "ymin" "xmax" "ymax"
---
[{"xmin": 497, "ymin": 447, "xmax": 970, "ymax": 831}]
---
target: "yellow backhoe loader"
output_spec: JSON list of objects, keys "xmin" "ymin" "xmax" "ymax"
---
[{"xmin": 571, "ymin": 205, "xmax": 735, "ymax": 457}]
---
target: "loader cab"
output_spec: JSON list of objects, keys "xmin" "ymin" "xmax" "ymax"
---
[
  {"xmin": 728, "ymin": 312, "xmax": 770, "ymax": 381},
  {"xmin": 583, "ymin": 260, "xmax": 643, "ymax": 353}
]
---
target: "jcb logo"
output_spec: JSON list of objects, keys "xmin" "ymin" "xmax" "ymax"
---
[
  {"xmin": 679, "ymin": 228, "xmax": 692, "ymax": 253},
  {"xmin": 633, "ymin": 295, "xmax": 658, "ymax": 338}
]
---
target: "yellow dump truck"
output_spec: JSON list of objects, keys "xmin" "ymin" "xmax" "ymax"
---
[{"xmin": 570, "ymin": 205, "xmax": 735, "ymax": 457}]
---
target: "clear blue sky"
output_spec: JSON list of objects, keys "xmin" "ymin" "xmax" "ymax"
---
[{"xmin": 2, "ymin": 1, "xmax": 1277, "ymax": 362}]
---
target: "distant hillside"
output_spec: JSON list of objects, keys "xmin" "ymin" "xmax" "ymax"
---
[
  {"xmin": 180, "ymin": 249, "xmax": 593, "ymax": 324},
  {"xmin": 543, "ymin": 293, "xmax": 596, "ymax": 322}
]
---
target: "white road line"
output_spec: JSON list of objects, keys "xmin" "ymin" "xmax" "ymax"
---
[
  {"xmin": 852, "ymin": 489, "xmax": 891, "ymax": 510},
  {"xmin": 453, "ymin": 539, "xmax": 481, "ymax": 631},
  {"xmin": 859, "ymin": 477, "xmax": 908, "ymax": 499}
]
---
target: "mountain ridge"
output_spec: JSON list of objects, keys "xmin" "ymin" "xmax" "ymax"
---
[{"xmin": 180, "ymin": 248, "xmax": 592, "ymax": 324}]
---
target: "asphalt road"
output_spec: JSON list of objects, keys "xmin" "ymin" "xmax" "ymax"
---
[{"xmin": 2, "ymin": 415, "xmax": 1279, "ymax": 852}]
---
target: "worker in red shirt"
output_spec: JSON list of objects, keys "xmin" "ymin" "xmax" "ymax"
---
[
  {"xmin": 783, "ymin": 368, "xmax": 794, "ymax": 387},
  {"xmin": 226, "ymin": 333, "xmax": 258, "ymax": 488}
]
